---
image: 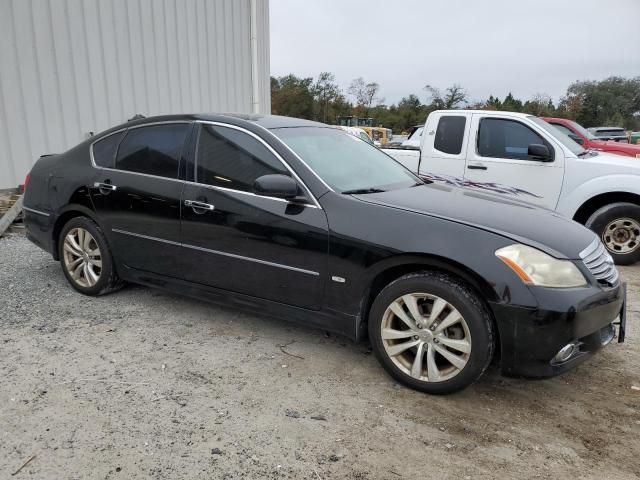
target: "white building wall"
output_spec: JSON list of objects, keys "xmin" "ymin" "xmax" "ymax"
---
[{"xmin": 0, "ymin": 0, "xmax": 270, "ymax": 189}]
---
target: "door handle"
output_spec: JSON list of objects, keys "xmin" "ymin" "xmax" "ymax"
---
[
  {"xmin": 184, "ymin": 199, "xmax": 215, "ymax": 212},
  {"xmin": 94, "ymin": 182, "xmax": 117, "ymax": 194},
  {"xmin": 467, "ymin": 164, "xmax": 488, "ymax": 170}
]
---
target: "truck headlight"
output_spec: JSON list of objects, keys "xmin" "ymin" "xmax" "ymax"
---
[{"xmin": 495, "ymin": 244, "xmax": 587, "ymax": 288}]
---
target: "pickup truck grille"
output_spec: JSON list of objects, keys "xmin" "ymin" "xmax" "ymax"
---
[{"xmin": 579, "ymin": 237, "xmax": 619, "ymax": 287}]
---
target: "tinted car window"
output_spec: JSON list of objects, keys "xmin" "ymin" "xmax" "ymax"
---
[
  {"xmin": 116, "ymin": 124, "xmax": 189, "ymax": 178},
  {"xmin": 434, "ymin": 116, "xmax": 466, "ymax": 155},
  {"xmin": 478, "ymin": 118, "xmax": 548, "ymax": 160},
  {"xmin": 196, "ymin": 124, "xmax": 288, "ymax": 192},
  {"xmin": 93, "ymin": 131, "xmax": 125, "ymax": 168}
]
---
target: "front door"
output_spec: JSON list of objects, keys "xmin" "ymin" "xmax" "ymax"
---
[
  {"xmin": 463, "ymin": 114, "xmax": 564, "ymax": 208},
  {"xmin": 180, "ymin": 122, "xmax": 328, "ymax": 310},
  {"xmin": 90, "ymin": 122, "xmax": 191, "ymax": 276}
]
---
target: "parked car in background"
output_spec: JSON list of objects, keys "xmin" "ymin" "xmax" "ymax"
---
[
  {"xmin": 381, "ymin": 110, "xmax": 640, "ymax": 265},
  {"xmin": 543, "ymin": 117, "xmax": 640, "ymax": 158},
  {"xmin": 22, "ymin": 113, "xmax": 625, "ymax": 394},
  {"xmin": 587, "ymin": 127, "xmax": 628, "ymax": 142},
  {"xmin": 402, "ymin": 125, "xmax": 424, "ymax": 148},
  {"xmin": 336, "ymin": 125, "xmax": 376, "ymax": 145}
]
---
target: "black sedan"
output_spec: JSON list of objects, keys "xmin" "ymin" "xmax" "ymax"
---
[{"xmin": 23, "ymin": 114, "xmax": 626, "ymax": 394}]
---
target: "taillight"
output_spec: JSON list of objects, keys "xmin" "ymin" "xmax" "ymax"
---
[{"xmin": 24, "ymin": 173, "xmax": 30, "ymax": 192}]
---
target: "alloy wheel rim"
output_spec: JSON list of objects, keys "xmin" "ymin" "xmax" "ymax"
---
[
  {"xmin": 602, "ymin": 218, "xmax": 640, "ymax": 255},
  {"xmin": 63, "ymin": 228, "xmax": 102, "ymax": 288},
  {"xmin": 381, "ymin": 293, "xmax": 471, "ymax": 383}
]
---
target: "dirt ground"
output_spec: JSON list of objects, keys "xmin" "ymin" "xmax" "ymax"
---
[{"xmin": 1, "ymin": 231, "xmax": 638, "ymax": 479}]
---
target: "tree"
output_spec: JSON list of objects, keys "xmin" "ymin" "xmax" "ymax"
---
[
  {"xmin": 424, "ymin": 84, "xmax": 468, "ymax": 109},
  {"xmin": 348, "ymin": 77, "xmax": 382, "ymax": 116},
  {"xmin": 522, "ymin": 93, "xmax": 555, "ymax": 116},
  {"xmin": 312, "ymin": 72, "xmax": 341, "ymax": 123},
  {"xmin": 560, "ymin": 76, "xmax": 640, "ymax": 129},
  {"xmin": 271, "ymin": 74, "xmax": 315, "ymax": 119}
]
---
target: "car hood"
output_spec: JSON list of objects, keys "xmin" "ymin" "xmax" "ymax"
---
[
  {"xmin": 353, "ymin": 183, "xmax": 596, "ymax": 259},
  {"xmin": 591, "ymin": 140, "xmax": 640, "ymax": 156},
  {"xmin": 583, "ymin": 151, "xmax": 640, "ymax": 169}
]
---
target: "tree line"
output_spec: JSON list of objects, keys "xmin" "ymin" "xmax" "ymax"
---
[{"xmin": 271, "ymin": 74, "xmax": 640, "ymax": 134}]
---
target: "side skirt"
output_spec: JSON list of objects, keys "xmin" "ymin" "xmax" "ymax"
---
[{"xmin": 119, "ymin": 265, "xmax": 359, "ymax": 340}]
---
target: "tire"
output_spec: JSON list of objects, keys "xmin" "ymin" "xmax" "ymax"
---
[
  {"xmin": 58, "ymin": 216, "xmax": 124, "ymax": 295},
  {"xmin": 585, "ymin": 202, "xmax": 640, "ymax": 266},
  {"xmin": 368, "ymin": 271, "xmax": 495, "ymax": 395}
]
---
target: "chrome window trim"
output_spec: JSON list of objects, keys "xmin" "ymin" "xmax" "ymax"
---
[
  {"xmin": 254, "ymin": 123, "xmax": 336, "ymax": 193},
  {"xmin": 194, "ymin": 120, "xmax": 323, "ymax": 209},
  {"xmin": 89, "ymin": 120, "xmax": 323, "ymax": 209},
  {"xmin": 184, "ymin": 180, "xmax": 320, "ymax": 209},
  {"xmin": 23, "ymin": 206, "xmax": 51, "ymax": 217},
  {"xmin": 89, "ymin": 120, "xmax": 191, "ymax": 184},
  {"xmin": 112, "ymin": 228, "xmax": 319, "ymax": 276}
]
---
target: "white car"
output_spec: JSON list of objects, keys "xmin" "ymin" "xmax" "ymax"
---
[
  {"xmin": 336, "ymin": 126, "xmax": 375, "ymax": 146},
  {"xmin": 382, "ymin": 110, "xmax": 640, "ymax": 265}
]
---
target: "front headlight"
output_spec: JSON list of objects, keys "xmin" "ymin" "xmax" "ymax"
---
[{"xmin": 495, "ymin": 244, "xmax": 587, "ymax": 288}]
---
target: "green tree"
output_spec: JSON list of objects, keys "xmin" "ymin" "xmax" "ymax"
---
[
  {"xmin": 424, "ymin": 84, "xmax": 468, "ymax": 109},
  {"xmin": 560, "ymin": 76, "xmax": 640, "ymax": 129},
  {"xmin": 270, "ymin": 74, "xmax": 315, "ymax": 119},
  {"xmin": 312, "ymin": 72, "xmax": 341, "ymax": 123}
]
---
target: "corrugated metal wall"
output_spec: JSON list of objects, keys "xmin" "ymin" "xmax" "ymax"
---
[{"xmin": 0, "ymin": 0, "xmax": 270, "ymax": 189}]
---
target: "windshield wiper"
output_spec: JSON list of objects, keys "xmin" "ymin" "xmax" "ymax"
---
[
  {"xmin": 577, "ymin": 150, "xmax": 594, "ymax": 157},
  {"xmin": 341, "ymin": 187, "xmax": 387, "ymax": 195}
]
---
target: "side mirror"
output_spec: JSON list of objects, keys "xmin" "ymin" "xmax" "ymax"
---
[
  {"xmin": 528, "ymin": 144, "xmax": 552, "ymax": 162},
  {"xmin": 253, "ymin": 174, "xmax": 299, "ymax": 199},
  {"xmin": 568, "ymin": 134, "xmax": 584, "ymax": 145}
]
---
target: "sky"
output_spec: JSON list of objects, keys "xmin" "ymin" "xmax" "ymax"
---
[{"xmin": 270, "ymin": 0, "xmax": 640, "ymax": 106}]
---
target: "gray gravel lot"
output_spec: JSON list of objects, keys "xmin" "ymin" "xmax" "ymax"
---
[{"xmin": 1, "ymin": 232, "xmax": 639, "ymax": 479}]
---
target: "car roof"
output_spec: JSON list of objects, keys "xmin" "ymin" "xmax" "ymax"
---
[
  {"xmin": 121, "ymin": 113, "xmax": 327, "ymax": 130},
  {"xmin": 433, "ymin": 109, "xmax": 532, "ymax": 119}
]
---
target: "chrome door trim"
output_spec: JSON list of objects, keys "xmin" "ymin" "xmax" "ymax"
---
[
  {"xmin": 23, "ymin": 206, "xmax": 51, "ymax": 217},
  {"xmin": 184, "ymin": 180, "xmax": 320, "ymax": 208},
  {"xmin": 111, "ymin": 228, "xmax": 320, "ymax": 276},
  {"xmin": 254, "ymin": 123, "xmax": 336, "ymax": 193},
  {"xmin": 194, "ymin": 120, "xmax": 323, "ymax": 209},
  {"xmin": 112, "ymin": 228, "xmax": 181, "ymax": 247}
]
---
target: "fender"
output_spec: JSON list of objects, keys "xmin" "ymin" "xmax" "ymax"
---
[
  {"xmin": 362, "ymin": 253, "xmax": 501, "ymax": 304},
  {"xmin": 556, "ymin": 175, "xmax": 640, "ymax": 219}
]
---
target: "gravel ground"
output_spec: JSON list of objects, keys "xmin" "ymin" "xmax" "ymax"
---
[{"xmin": 1, "ymin": 232, "xmax": 639, "ymax": 479}]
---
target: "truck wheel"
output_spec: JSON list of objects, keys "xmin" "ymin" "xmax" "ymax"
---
[
  {"xmin": 368, "ymin": 271, "xmax": 495, "ymax": 395},
  {"xmin": 585, "ymin": 202, "xmax": 640, "ymax": 266}
]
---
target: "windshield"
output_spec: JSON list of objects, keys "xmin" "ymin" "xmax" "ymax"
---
[
  {"xmin": 529, "ymin": 116, "xmax": 585, "ymax": 156},
  {"xmin": 272, "ymin": 127, "xmax": 420, "ymax": 192},
  {"xmin": 568, "ymin": 120, "xmax": 596, "ymax": 140}
]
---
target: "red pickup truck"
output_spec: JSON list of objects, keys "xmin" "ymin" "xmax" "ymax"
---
[{"xmin": 543, "ymin": 117, "xmax": 640, "ymax": 158}]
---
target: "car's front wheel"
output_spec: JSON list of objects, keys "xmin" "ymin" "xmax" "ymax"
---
[
  {"xmin": 368, "ymin": 271, "xmax": 495, "ymax": 394},
  {"xmin": 58, "ymin": 216, "xmax": 123, "ymax": 295},
  {"xmin": 585, "ymin": 202, "xmax": 640, "ymax": 265}
]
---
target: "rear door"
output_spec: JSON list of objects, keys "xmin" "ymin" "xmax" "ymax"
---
[
  {"xmin": 418, "ymin": 113, "xmax": 470, "ymax": 182},
  {"xmin": 90, "ymin": 122, "xmax": 191, "ymax": 276},
  {"xmin": 179, "ymin": 122, "xmax": 328, "ymax": 310},
  {"xmin": 463, "ymin": 115, "xmax": 563, "ymax": 208}
]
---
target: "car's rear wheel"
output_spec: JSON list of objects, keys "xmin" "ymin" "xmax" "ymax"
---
[
  {"xmin": 585, "ymin": 202, "xmax": 640, "ymax": 265},
  {"xmin": 58, "ymin": 216, "xmax": 123, "ymax": 295},
  {"xmin": 368, "ymin": 271, "xmax": 494, "ymax": 394}
]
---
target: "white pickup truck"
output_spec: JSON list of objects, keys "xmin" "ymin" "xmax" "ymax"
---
[{"xmin": 382, "ymin": 110, "xmax": 640, "ymax": 265}]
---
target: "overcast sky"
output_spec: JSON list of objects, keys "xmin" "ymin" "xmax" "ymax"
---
[{"xmin": 270, "ymin": 0, "xmax": 640, "ymax": 105}]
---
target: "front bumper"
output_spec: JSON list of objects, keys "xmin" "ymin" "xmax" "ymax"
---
[{"xmin": 490, "ymin": 283, "xmax": 626, "ymax": 378}]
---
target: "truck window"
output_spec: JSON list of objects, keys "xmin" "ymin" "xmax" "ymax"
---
[
  {"xmin": 550, "ymin": 123, "xmax": 574, "ymax": 137},
  {"xmin": 478, "ymin": 118, "xmax": 550, "ymax": 160},
  {"xmin": 434, "ymin": 116, "xmax": 466, "ymax": 155}
]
